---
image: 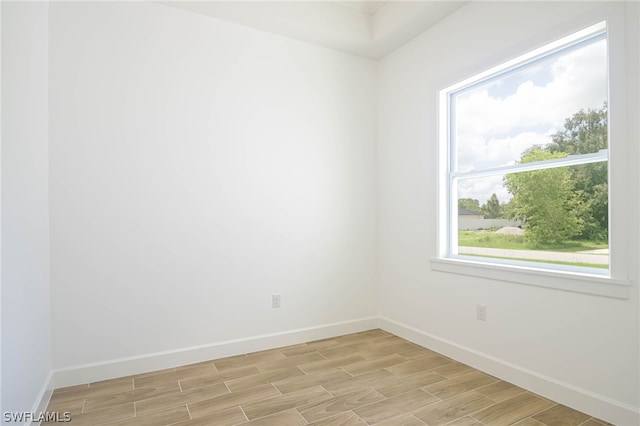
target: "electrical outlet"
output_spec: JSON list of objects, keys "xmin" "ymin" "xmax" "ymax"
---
[
  {"xmin": 476, "ymin": 305, "xmax": 487, "ymax": 321},
  {"xmin": 272, "ymin": 294, "xmax": 281, "ymax": 308}
]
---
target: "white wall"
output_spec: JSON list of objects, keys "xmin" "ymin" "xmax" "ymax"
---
[
  {"xmin": 377, "ymin": 1, "xmax": 639, "ymax": 424},
  {"xmin": 3, "ymin": 1, "xmax": 637, "ymax": 423},
  {"xmin": 49, "ymin": 2, "xmax": 377, "ymax": 373},
  {"xmin": 1, "ymin": 0, "xmax": 52, "ymax": 416}
]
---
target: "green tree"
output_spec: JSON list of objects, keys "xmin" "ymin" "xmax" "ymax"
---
[
  {"xmin": 548, "ymin": 104, "xmax": 607, "ymax": 155},
  {"xmin": 458, "ymin": 198, "xmax": 482, "ymax": 212},
  {"xmin": 501, "ymin": 199, "xmax": 515, "ymax": 220},
  {"xmin": 482, "ymin": 193, "xmax": 502, "ymax": 219},
  {"xmin": 547, "ymin": 104, "xmax": 608, "ymax": 240},
  {"xmin": 504, "ymin": 148, "xmax": 583, "ymax": 244}
]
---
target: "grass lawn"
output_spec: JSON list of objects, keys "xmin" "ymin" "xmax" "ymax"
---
[{"xmin": 458, "ymin": 230, "xmax": 608, "ymax": 252}]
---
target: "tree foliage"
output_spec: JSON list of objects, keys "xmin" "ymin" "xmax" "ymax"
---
[
  {"xmin": 500, "ymin": 199, "xmax": 515, "ymax": 220},
  {"xmin": 548, "ymin": 105, "xmax": 607, "ymax": 155},
  {"xmin": 504, "ymin": 149, "xmax": 583, "ymax": 244},
  {"xmin": 482, "ymin": 193, "xmax": 502, "ymax": 219},
  {"xmin": 548, "ymin": 105, "xmax": 608, "ymax": 240},
  {"xmin": 504, "ymin": 104, "xmax": 608, "ymax": 243},
  {"xmin": 458, "ymin": 198, "xmax": 482, "ymax": 212}
]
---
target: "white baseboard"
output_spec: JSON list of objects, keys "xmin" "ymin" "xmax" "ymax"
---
[
  {"xmin": 49, "ymin": 315, "xmax": 639, "ymax": 425},
  {"xmin": 377, "ymin": 316, "xmax": 640, "ymax": 426},
  {"xmin": 53, "ymin": 317, "xmax": 378, "ymax": 388},
  {"xmin": 28, "ymin": 371, "xmax": 54, "ymax": 426}
]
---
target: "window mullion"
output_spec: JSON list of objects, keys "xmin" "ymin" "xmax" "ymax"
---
[{"xmin": 452, "ymin": 150, "xmax": 608, "ymax": 180}]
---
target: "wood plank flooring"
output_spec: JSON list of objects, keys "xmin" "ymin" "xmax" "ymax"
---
[{"xmin": 45, "ymin": 329, "xmax": 612, "ymax": 425}]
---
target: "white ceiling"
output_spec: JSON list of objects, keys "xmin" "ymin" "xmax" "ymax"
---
[
  {"xmin": 161, "ymin": 1, "xmax": 468, "ymax": 59},
  {"xmin": 337, "ymin": 1, "xmax": 388, "ymax": 16}
]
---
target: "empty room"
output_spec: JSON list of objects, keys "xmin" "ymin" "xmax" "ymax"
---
[{"xmin": 1, "ymin": 1, "xmax": 638, "ymax": 425}]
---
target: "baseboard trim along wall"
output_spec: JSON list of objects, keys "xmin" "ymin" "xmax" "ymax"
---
[
  {"xmin": 23, "ymin": 371, "xmax": 54, "ymax": 426},
  {"xmin": 376, "ymin": 316, "xmax": 640, "ymax": 426},
  {"xmin": 52, "ymin": 317, "xmax": 378, "ymax": 389},
  {"xmin": 48, "ymin": 315, "xmax": 638, "ymax": 425}
]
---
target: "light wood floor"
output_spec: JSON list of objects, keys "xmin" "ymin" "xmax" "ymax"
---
[{"xmin": 45, "ymin": 329, "xmax": 612, "ymax": 426}]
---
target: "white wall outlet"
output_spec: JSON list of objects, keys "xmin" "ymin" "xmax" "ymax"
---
[
  {"xmin": 272, "ymin": 294, "xmax": 281, "ymax": 308},
  {"xmin": 476, "ymin": 304, "xmax": 487, "ymax": 321}
]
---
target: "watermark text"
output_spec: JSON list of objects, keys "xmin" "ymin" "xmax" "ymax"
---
[{"xmin": 3, "ymin": 411, "xmax": 71, "ymax": 423}]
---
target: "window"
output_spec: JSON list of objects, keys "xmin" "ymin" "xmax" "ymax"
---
[{"xmin": 433, "ymin": 21, "xmax": 630, "ymax": 298}]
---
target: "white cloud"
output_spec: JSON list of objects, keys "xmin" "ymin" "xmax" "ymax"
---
[
  {"xmin": 458, "ymin": 175, "xmax": 510, "ymax": 205},
  {"xmin": 453, "ymin": 37, "xmax": 607, "ymax": 204},
  {"xmin": 458, "ymin": 131, "xmax": 553, "ymax": 173}
]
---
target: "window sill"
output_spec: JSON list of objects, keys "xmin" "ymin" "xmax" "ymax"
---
[{"xmin": 430, "ymin": 257, "xmax": 631, "ymax": 299}]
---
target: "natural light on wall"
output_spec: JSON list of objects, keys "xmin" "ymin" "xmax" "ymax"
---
[{"xmin": 435, "ymin": 21, "xmax": 625, "ymax": 294}]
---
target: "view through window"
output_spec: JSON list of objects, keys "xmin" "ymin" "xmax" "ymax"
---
[{"xmin": 445, "ymin": 23, "xmax": 609, "ymax": 274}]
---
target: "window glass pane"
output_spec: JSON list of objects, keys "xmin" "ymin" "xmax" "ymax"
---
[
  {"xmin": 453, "ymin": 37, "xmax": 607, "ymax": 173},
  {"xmin": 456, "ymin": 166, "xmax": 608, "ymax": 270}
]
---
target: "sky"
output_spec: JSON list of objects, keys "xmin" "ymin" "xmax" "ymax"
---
[{"xmin": 454, "ymin": 36, "xmax": 608, "ymax": 205}]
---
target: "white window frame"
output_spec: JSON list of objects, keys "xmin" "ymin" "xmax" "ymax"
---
[{"xmin": 432, "ymin": 20, "xmax": 632, "ymax": 299}]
